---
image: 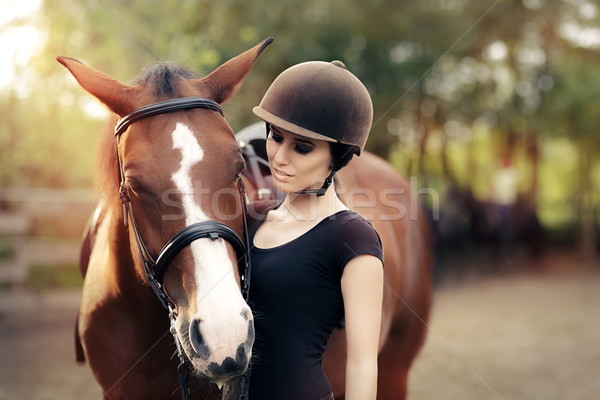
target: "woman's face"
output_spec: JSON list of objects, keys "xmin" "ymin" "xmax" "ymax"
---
[{"xmin": 266, "ymin": 125, "xmax": 332, "ymax": 194}]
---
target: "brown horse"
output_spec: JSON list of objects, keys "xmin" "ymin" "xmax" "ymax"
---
[
  {"xmin": 62, "ymin": 37, "xmax": 432, "ymax": 398},
  {"xmin": 239, "ymin": 123, "xmax": 433, "ymax": 399},
  {"xmin": 59, "ymin": 38, "xmax": 273, "ymax": 399}
]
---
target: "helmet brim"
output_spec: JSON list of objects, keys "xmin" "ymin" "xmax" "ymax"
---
[{"xmin": 253, "ymin": 106, "xmax": 337, "ymax": 143}]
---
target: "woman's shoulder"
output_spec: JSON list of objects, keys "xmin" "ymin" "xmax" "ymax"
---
[
  {"xmin": 324, "ymin": 210, "xmax": 384, "ymax": 271},
  {"xmin": 322, "ymin": 210, "xmax": 381, "ymax": 248},
  {"xmin": 333, "ymin": 210, "xmax": 376, "ymax": 231}
]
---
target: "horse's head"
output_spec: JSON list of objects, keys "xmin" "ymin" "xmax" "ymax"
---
[{"xmin": 58, "ymin": 38, "xmax": 272, "ymax": 383}]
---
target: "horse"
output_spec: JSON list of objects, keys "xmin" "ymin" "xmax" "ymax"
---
[
  {"xmin": 238, "ymin": 123, "xmax": 433, "ymax": 399},
  {"xmin": 62, "ymin": 37, "xmax": 432, "ymax": 399},
  {"xmin": 59, "ymin": 38, "xmax": 273, "ymax": 399}
]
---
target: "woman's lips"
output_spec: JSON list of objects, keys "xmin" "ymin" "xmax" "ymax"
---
[{"xmin": 272, "ymin": 167, "xmax": 292, "ymax": 182}]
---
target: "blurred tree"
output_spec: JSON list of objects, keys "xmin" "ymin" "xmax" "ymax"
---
[
  {"xmin": 1, "ymin": 0, "xmax": 598, "ymax": 255},
  {"xmin": 536, "ymin": 0, "xmax": 600, "ymax": 260},
  {"xmin": 541, "ymin": 54, "xmax": 600, "ymax": 260}
]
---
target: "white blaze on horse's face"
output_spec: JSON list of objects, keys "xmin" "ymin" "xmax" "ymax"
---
[{"xmin": 170, "ymin": 122, "xmax": 253, "ymax": 380}]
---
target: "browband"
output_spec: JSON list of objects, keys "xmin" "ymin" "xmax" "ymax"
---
[{"xmin": 114, "ymin": 97, "xmax": 223, "ymax": 137}]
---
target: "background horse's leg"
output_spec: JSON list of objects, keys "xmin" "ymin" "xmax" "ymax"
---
[
  {"xmin": 376, "ymin": 213, "xmax": 433, "ymax": 399},
  {"xmin": 375, "ymin": 313, "xmax": 425, "ymax": 399}
]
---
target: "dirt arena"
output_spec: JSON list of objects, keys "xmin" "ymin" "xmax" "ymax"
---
[
  {"xmin": 0, "ymin": 249, "xmax": 598, "ymax": 399},
  {"xmin": 408, "ymin": 250, "xmax": 600, "ymax": 400}
]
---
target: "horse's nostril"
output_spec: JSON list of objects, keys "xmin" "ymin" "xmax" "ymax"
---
[
  {"xmin": 236, "ymin": 343, "xmax": 248, "ymax": 365},
  {"xmin": 240, "ymin": 307, "xmax": 252, "ymax": 322},
  {"xmin": 189, "ymin": 319, "xmax": 211, "ymax": 360}
]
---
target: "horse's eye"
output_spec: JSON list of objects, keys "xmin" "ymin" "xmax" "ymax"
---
[{"xmin": 125, "ymin": 177, "xmax": 144, "ymax": 195}]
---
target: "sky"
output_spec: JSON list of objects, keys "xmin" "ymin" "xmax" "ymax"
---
[{"xmin": 0, "ymin": 0, "xmax": 44, "ymax": 90}]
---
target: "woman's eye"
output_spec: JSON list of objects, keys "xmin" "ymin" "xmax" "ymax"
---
[
  {"xmin": 294, "ymin": 144, "xmax": 313, "ymax": 155},
  {"xmin": 269, "ymin": 129, "xmax": 314, "ymax": 154},
  {"xmin": 269, "ymin": 131, "xmax": 283, "ymax": 142}
]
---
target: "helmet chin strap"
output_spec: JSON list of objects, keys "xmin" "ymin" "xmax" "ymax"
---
[{"xmin": 294, "ymin": 168, "xmax": 337, "ymax": 197}]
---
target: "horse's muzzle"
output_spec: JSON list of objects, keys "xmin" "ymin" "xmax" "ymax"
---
[{"xmin": 187, "ymin": 317, "xmax": 254, "ymax": 380}]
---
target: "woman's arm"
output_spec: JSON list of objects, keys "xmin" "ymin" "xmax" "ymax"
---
[{"xmin": 341, "ymin": 254, "xmax": 384, "ymax": 400}]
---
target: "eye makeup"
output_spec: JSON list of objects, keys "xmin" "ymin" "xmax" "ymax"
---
[{"xmin": 269, "ymin": 127, "xmax": 316, "ymax": 155}]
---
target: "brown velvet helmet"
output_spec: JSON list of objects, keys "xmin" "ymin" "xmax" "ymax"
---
[{"xmin": 253, "ymin": 60, "xmax": 373, "ymax": 155}]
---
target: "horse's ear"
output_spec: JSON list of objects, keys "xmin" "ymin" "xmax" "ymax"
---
[
  {"xmin": 57, "ymin": 56, "xmax": 136, "ymax": 117},
  {"xmin": 196, "ymin": 37, "xmax": 274, "ymax": 104}
]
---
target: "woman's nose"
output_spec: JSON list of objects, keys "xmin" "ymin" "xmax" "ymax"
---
[{"xmin": 274, "ymin": 143, "xmax": 290, "ymax": 165}]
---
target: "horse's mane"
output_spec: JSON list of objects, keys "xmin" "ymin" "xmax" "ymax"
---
[{"xmin": 95, "ymin": 62, "xmax": 200, "ymax": 203}]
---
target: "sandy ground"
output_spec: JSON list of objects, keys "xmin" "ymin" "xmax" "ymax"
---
[
  {"xmin": 0, "ymin": 250, "xmax": 598, "ymax": 400},
  {"xmin": 408, "ymin": 250, "xmax": 600, "ymax": 400},
  {"xmin": 0, "ymin": 289, "xmax": 102, "ymax": 399}
]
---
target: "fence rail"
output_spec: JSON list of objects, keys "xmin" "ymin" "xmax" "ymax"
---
[{"xmin": 0, "ymin": 187, "xmax": 97, "ymax": 286}]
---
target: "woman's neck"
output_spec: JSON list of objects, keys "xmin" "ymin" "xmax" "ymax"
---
[{"xmin": 275, "ymin": 185, "xmax": 347, "ymax": 223}]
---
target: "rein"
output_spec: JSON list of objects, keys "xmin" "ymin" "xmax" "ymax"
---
[{"xmin": 114, "ymin": 97, "xmax": 252, "ymax": 400}]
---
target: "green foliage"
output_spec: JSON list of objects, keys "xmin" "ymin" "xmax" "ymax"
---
[{"xmin": 1, "ymin": 0, "xmax": 599, "ymax": 239}]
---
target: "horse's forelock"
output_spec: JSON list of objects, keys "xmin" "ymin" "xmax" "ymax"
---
[{"xmin": 132, "ymin": 62, "xmax": 198, "ymax": 97}]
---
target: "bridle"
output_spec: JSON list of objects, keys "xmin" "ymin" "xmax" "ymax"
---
[{"xmin": 114, "ymin": 97, "xmax": 252, "ymax": 400}]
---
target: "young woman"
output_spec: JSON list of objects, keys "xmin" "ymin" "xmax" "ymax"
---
[{"xmin": 247, "ymin": 60, "xmax": 384, "ymax": 400}]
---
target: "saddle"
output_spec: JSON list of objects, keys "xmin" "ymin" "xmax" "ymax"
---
[
  {"xmin": 76, "ymin": 200, "xmax": 104, "ymax": 363},
  {"xmin": 236, "ymin": 122, "xmax": 284, "ymax": 202}
]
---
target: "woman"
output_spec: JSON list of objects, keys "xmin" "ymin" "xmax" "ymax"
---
[{"xmin": 247, "ymin": 60, "xmax": 384, "ymax": 400}]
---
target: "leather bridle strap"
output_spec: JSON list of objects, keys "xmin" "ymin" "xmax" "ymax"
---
[
  {"xmin": 121, "ymin": 196, "xmax": 174, "ymax": 309},
  {"xmin": 114, "ymin": 97, "xmax": 223, "ymax": 137},
  {"xmin": 121, "ymin": 182, "xmax": 251, "ymax": 310},
  {"xmin": 155, "ymin": 221, "xmax": 246, "ymax": 284},
  {"xmin": 114, "ymin": 96, "xmax": 249, "ymax": 304},
  {"xmin": 114, "ymin": 97, "xmax": 251, "ymax": 400}
]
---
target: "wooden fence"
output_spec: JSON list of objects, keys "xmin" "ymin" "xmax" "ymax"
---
[{"xmin": 0, "ymin": 187, "xmax": 97, "ymax": 285}]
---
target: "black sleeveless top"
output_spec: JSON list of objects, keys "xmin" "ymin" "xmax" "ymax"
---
[{"xmin": 247, "ymin": 201, "xmax": 383, "ymax": 400}]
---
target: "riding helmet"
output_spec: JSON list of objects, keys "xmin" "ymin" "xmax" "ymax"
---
[{"xmin": 252, "ymin": 60, "xmax": 373, "ymax": 156}]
